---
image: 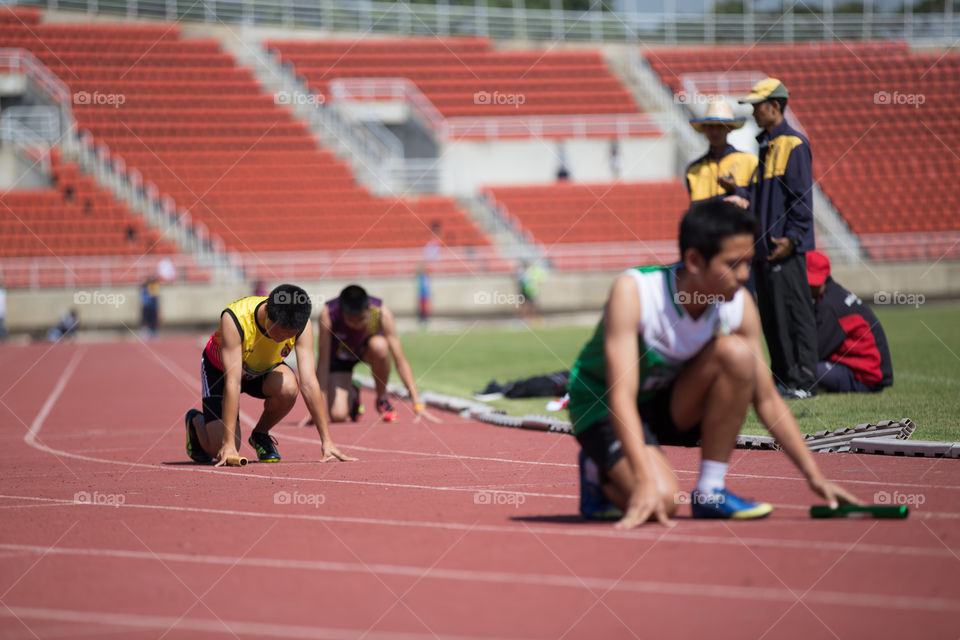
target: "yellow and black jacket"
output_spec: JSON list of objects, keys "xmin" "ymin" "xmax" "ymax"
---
[{"xmin": 685, "ymin": 144, "xmax": 757, "ymax": 204}]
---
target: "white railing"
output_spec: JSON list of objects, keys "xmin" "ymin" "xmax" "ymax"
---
[
  {"xmin": 329, "ymin": 78, "xmax": 445, "ymax": 134},
  {"xmin": 543, "ymin": 240, "xmax": 679, "ymax": 271},
  {"xmin": 0, "ymin": 105, "xmax": 61, "ymax": 143},
  {"xmin": 0, "ymin": 118, "xmax": 52, "ymax": 173},
  {"xmin": 624, "ymin": 50, "xmax": 703, "ymax": 172},
  {"xmin": 327, "ymin": 77, "xmax": 659, "ymax": 141},
  {"xmin": 232, "ymin": 246, "xmax": 516, "ymax": 281},
  {"xmin": 445, "ymin": 114, "xmax": 659, "ymax": 141},
  {"xmin": 0, "ymin": 48, "xmax": 71, "ymax": 108},
  {"xmin": 0, "ymin": 254, "xmax": 213, "ymax": 290},
  {"xmin": 14, "ymin": 0, "xmax": 960, "ymax": 43},
  {"xmin": 0, "ymin": 48, "xmax": 76, "ymax": 151},
  {"xmin": 3, "ymin": 231, "xmax": 956, "ymax": 290}
]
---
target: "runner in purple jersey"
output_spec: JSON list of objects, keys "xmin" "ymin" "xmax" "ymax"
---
[{"xmin": 302, "ymin": 285, "xmax": 437, "ymax": 424}]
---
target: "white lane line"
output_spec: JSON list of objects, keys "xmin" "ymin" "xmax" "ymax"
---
[
  {"xmin": 0, "ymin": 494, "xmax": 955, "ymax": 558},
  {"xmin": 23, "ymin": 348, "xmax": 84, "ymax": 452},
  {"xmin": 291, "ymin": 435, "xmax": 960, "ymax": 491},
  {"xmin": 1, "ymin": 544, "xmax": 958, "ymax": 614},
  {"xmin": 0, "ymin": 606, "xmax": 525, "ymax": 640}
]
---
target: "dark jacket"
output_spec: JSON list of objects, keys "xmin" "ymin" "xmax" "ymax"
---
[
  {"xmin": 749, "ymin": 120, "xmax": 815, "ymax": 261},
  {"xmin": 814, "ymin": 278, "xmax": 893, "ymax": 389}
]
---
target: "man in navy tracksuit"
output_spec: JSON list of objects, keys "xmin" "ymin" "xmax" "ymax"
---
[
  {"xmin": 740, "ymin": 78, "xmax": 818, "ymax": 398},
  {"xmin": 806, "ymin": 251, "xmax": 893, "ymax": 393}
]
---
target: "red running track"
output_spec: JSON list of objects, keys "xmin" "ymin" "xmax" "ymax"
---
[{"xmin": 0, "ymin": 336, "xmax": 958, "ymax": 639}]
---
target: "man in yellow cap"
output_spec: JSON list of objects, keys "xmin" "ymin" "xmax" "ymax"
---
[
  {"xmin": 739, "ymin": 77, "xmax": 818, "ymax": 399},
  {"xmin": 685, "ymin": 99, "xmax": 758, "ymax": 203}
]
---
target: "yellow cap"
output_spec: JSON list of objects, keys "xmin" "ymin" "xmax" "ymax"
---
[{"xmin": 739, "ymin": 77, "xmax": 789, "ymax": 104}]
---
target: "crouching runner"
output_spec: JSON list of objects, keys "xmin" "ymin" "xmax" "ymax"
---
[
  {"xmin": 569, "ymin": 200, "xmax": 861, "ymax": 527},
  {"xmin": 185, "ymin": 284, "xmax": 356, "ymax": 466}
]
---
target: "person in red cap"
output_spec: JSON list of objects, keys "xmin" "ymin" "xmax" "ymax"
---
[{"xmin": 807, "ymin": 251, "xmax": 893, "ymax": 393}]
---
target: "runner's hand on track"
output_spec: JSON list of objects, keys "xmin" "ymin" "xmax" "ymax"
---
[
  {"xmin": 413, "ymin": 406, "xmax": 441, "ymax": 423},
  {"xmin": 808, "ymin": 475, "xmax": 863, "ymax": 509},
  {"xmin": 322, "ymin": 441, "xmax": 357, "ymax": 462},
  {"xmin": 615, "ymin": 482, "xmax": 675, "ymax": 529},
  {"xmin": 213, "ymin": 444, "xmax": 240, "ymax": 468}
]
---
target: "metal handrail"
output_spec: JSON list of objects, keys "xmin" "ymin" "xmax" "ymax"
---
[{"xmin": 12, "ymin": 1, "xmax": 960, "ymax": 43}]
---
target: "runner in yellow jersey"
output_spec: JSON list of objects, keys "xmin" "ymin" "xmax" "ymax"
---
[{"xmin": 184, "ymin": 283, "xmax": 356, "ymax": 466}]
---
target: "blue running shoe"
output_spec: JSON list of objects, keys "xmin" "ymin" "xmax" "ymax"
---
[
  {"xmin": 690, "ymin": 488, "xmax": 773, "ymax": 519},
  {"xmin": 578, "ymin": 450, "xmax": 622, "ymax": 520}
]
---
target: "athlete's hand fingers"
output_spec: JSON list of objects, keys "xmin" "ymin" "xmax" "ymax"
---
[
  {"xmin": 614, "ymin": 505, "xmax": 650, "ymax": 530},
  {"xmin": 323, "ymin": 444, "xmax": 357, "ymax": 462},
  {"xmin": 653, "ymin": 502, "xmax": 675, "ymax": 528},
  {"xmin": 831, "ymin": 483, "xmax": 863, "ymax": 507},
  {"xmin": 415, "ymin": 409, "xmax": 441, "ymax": 424}
]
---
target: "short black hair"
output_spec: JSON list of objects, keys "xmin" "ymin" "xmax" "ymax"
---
[
  {"xmin": 266, "ymin": 284, "xmax": 312, "ymax": 330},
  {"xmin": 770, "ymin": 97, "xmax": 788, "ymax": 114},
  {"xmin": 339, "ymin": 285, "xmax": 370, "ymax": 316},
  {"xmin": 679, "ymin": 200, "xmax": 757, "ymax": 265}
]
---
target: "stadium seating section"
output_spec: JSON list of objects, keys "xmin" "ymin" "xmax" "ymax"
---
[
  {"xmin": 3, "ymin": 7, "xmax": 958, "ymax": 268},
  {"xmin": 646, "ymin": 42, "xmax": 960, "ymax": 259},
  {"xmin": 267, "ymin": 37, "xmax": 640, "ymax": 118},
  {"xmin": 0, "ymin": 148, "xmax": 176, "ymax": 259},
  {"xmin": 486, "ymin": 180, "xmax": 688, "ymax": 245},
  {"xmin": 0, "ymin": 8, "xmax": 488, "ymax": 259}
]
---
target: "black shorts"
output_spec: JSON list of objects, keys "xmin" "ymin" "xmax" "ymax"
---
[
  {"xmin": 575, "ymin": 386, "xmax": 701, "ymax": 481},
  {"xmin": 329, "ymin": 357, "xmax": 360, "ymax": 374},
  {"xmin": 200, "ymin": 353, "xmax": 286, "ymax": 424}
]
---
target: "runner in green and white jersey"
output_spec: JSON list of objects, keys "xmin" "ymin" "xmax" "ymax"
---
[{"xmin": 568, "ymin": 200, "xmax": 862, "ymax": 528}]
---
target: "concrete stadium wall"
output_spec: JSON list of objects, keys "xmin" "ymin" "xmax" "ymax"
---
[
  {"xmin": 7, "ymin": 261, "xmax": 959, "ymax": 333},
  {"xmin": 441, "ymin": 134, "xmax": 677, "ymax": 196}
]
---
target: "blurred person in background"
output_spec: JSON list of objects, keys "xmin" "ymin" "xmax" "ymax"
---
[
  {"xmin": 685, "ymin": 100, "xmax": 757, "ymax": 204},
  {"xmin": 806, "ymin": 251, "xmax": 893, "ymax": 393},
  {"xmin": 739, "ymin": 77, "xmax": 818, "ymax": 399}
]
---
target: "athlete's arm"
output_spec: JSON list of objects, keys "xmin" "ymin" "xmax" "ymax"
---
[
  {"xmin": 214, "ymin": 312, "xmax": 243, "ymax": 467},
  {"xmin": 604, "ymin": 274, "xmax": 673, "ymax": 528},
  {"xmin": 295, "ymin": 321, "xmax": 356, "ymax": 462},
  {"xmin": 736, "ymin": 294, "xmax": 861, "ymax": 507},
  {"xmin": 314, "ymin": 306, "xmax": 332, "ymax": 398},
  {"xmin": 380, "ymin": 305, "xmax": 437, "ymax": 422}
]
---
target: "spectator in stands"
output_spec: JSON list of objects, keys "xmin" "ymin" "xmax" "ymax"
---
[
  {"xmin": 806, "ymin": 251, "xmax": 893, "ymax": 393},
  {"xmin": 739, "ymin": 77, "xmax": 818, "ymax": 399},
  {"xmin": 556, "ymin": 144, "xmax": 570, "ymax": 181},
  {"xmin": 139, "ymin": 277, "xmax": 160, "ymax": 338},
  {"xmin": 253, "ymin": 280, "xmax": 268, "ymax": 297},
  {"xmin": 609, "ymin": 139, "xmax": 621, "ymax": 179},
  {"xmin": 303, "ymin": 285, "xmax": 437, "ymax": 425},
  {"xmin": 685, "ymin": 100, "xmax": 757, "ymax": 203}
]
